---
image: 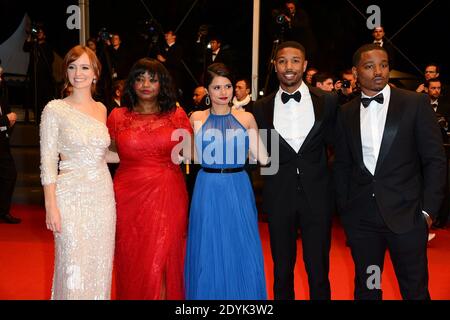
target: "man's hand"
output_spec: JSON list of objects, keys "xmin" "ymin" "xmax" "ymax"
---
[
  {"xmin": 424, "ymin": 212, "xmax": 433, "ymax": 228},
  {"xmin": 156, "ymin": 54, "xmax": 166, "ymax": 63},
  {"xmin": 7, "ymin": 112, "xmax": 17, "ymax": 127},
  {"xmin": 416, "ymin": 83, "xmax": 426, "ymax": 93}
]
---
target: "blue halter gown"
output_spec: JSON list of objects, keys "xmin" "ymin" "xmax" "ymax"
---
[{"xmin": 184, "ymin": 111, "xmax": 267, "ymax": 300}]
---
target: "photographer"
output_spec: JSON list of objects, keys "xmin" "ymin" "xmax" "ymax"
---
[
  {"xmin": 156, "ymin": 30, "xmax": 184, "ymax": 100},
  {"xmin": 94, "ymin": 28, "xmax": 114, "ymax": 105},
  {"xmin": 427, "ymin": 78, "xmax": 450, "ymax": 142},
  {"xmin": 108, "ymin": 33, "xmax": 131, "ymax": 81},
  {"xmin": 23, "ymin": 22, "xmax": 55, "ymax": 124},
  {"xmin": 426, "ymin": 77, "xmax": 450, "ymax": 229},
  {"xmin": 334, "ymin": 69, "xmax": 359, "ymax": 106},
  {"xmin": 273, "ymin": 1, "xmax": 317, "ymax": 62},
  {"xmin": 0, "ymin": 63, "xmax": 20, "ymax": 224}
]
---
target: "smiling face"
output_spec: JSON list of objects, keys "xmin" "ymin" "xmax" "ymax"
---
[
  {"xmin": 134, "ymin": 72, "xmax": 160, "ymax": 102},
  {"xmin": 353, "ymin": 49, "xmax": 389, "ymax": 96},
  {"xmin": 208, "ymin": 75, "xmax": 233, "ymax": 107},
  {"xmin": 274, "ymin": 47, "xmax": 307, "ymax": 93},
  {"xmin": 67, "ymin": 52, "xmax": 96, "ymax": 90}
]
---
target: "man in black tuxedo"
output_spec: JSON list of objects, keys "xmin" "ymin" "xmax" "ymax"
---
[
  {"xmin": 427, "ymin": 77, "xmax": 450, "ymax": 135},
  {"xmin": 22, "ymin": 24, "xmax": 55, "ymax": 124},
  {"xmin": 206, "ymin": 36, "xmax": 233, "ymax": 71},
  {"xmin": 252, "ymin": 41, "xmax": 338, "ymax": 300},
  {"xmin": 0, "ymin": 75, "xmax": 20, "ymax": 224},
  {"xmin": 426, "ymin": 77, "xmax": 450, "ymax": 229},
  {"xmin": 371, "ymin": 26, "xmax": 395, "ymax": 69},
  {"xmin": 334, "ymin": 44, "xmax": 446, "ymax": 299},
  {"xmin": 157, "ymin": 30, "xmax": 185, "ymax": 100}
]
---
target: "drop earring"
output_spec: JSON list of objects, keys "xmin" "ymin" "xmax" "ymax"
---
[{"xmin": 205, "ymin": 95, "xmax": 211, "ymax": 106}]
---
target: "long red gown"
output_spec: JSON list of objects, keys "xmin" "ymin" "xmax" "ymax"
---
[{"xmin": 107, "ymin": 106, "xmax": 192, "ymax": 299}]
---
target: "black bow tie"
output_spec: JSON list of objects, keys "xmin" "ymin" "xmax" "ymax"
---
[
  {"xmin": 361, "ymin": 93, "xmax": 384, "ymax": 108},
  {"xmin": 281, "ymin": 91, "xmax": 301, "ymax": 104}
]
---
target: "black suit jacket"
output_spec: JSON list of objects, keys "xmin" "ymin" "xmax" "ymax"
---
[
  {"xmin": 161, "ymin": 42, "xmax": 184, "ymax": 90},
  {"xmin": 207, "ymin": 48, "xmax": 234, "ymax": 70},
  {"xmin": 252, "ymin": 86, "xmax": 338, "ymax": 217},
  {"xmin": 433, "ymin": 97, "xmax": 450, "ymax": 143},
  {"xmin": 334, "ymin": 87, "xmax": 447, "ymax": 233},
  {"xmin": 0, "ymin": 91, "xmax": 11, "ymax": 153},
  {"xmin": 434, "ymin": 96, "xmax": 450, "ymax": 121}
]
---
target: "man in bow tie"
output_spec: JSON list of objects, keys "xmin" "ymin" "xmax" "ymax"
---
[
  {"xmin": 252, "ymin": 41, "xmax": 338, "ymax": 300},
  {"xmin": 371, "ymin": 26, "xmax": 395, "ymax": 69},
  {"xmin": 334, "ymin": 43, "xmax": 446, "ymax": 299}
]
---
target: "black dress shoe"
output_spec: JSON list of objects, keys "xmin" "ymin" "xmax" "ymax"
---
[{"xmin": 0, "ymin": 214, "xmax": 21, "ymax": 224}]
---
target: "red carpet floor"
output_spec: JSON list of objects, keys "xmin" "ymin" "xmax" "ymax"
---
[{"xmin": 1, "ymin": 204, "xmax": 449, "ymax": 300}]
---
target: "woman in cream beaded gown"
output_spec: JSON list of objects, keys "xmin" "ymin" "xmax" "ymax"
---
[{"xmin": 40, "ymin": 45, "xmax": 116, "ymax": 300}]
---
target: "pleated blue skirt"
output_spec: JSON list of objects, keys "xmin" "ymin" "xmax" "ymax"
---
[{"xmin": 185, "ymin": 169, "xmax": 267, "ymax": 300}]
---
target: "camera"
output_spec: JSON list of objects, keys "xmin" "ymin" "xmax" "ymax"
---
[
  {"xmin": 138, "ymin": 19, "xmax": 163, "ymax": 44},
  {"xmin": 98, "ymin": 28, "xmax": 112, "ymax": 42},
  {"xmin": 342, "ymin": 79, "xmax": 351, "ymax": 88},
  {"xmin": 30, "ymin": 22, "xmax": 41, "ymax": 39},
  {"xmin": 276, "ymin": 14, "xmax": 288, "ymax": 25},
  {"xmin": 436, "ymin": 113, "xmax": 448, "ymax": 129}
]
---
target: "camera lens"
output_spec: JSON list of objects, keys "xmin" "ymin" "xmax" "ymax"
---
[
  {"xmin": 276, "ymin": 14, "xmax": 286, "ymax": 24},
  {"xmin": 342, "ymin": 80, "xmax": 351, "ymax": 88}
]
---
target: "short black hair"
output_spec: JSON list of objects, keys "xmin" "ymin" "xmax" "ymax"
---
[
  {"xmin": 275, "ymin": 41, "xmax": 306, "ymax": 59},
  {"xmin": 352, "ymin": 43, "xmax": 389, "ymax": 67},
  {"xmin": 311, "ymin": 72, "xmax": 334, "ymax": 87},
  {"xmin": 123, "ymin": 58, "xmax": 177, "ymax": 113},
  {"xmin": 236, "ymin": 78, "xmax": 251, "ymax": 90},
  {"xmin": 425, "ymin": 63, "xmax": 440, "ymax": 74},
  {"xmin": 426, "ymin": 77, "xmax": 442, "ymax": 88},
  {"xmin": 209, "ymin": 34, "xmax": 222, "ymax": 44}
]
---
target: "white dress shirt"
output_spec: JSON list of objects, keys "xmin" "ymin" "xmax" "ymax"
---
[
  {"xmin": 212, "ymin": 48, "xmax": 220, "ymax": 62},
  {"xmin": 374, "ymin": 40, "xmax": 384, "ymax": 47},
  {"xmin": 360, "ymin": 84, "xmax": 391, "ymax": 175},
  {"xmin": 273, "ymin": 81, "xmax": 315, "ymax": 153},
  {"xmin": 431, "ymin": 99, "xmax": 438, "ymax": 112},
  {"xmin": 361, "ymin": 85, "xmax": 432, "ymax": 219}
]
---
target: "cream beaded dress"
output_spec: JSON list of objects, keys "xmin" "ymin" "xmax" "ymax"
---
[{"xmin": 40, "ymin": 99, "xmax": 116, "ymax": 300}]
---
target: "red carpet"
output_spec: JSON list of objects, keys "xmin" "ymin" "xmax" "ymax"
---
[{"xmin": 1, "ymin": 204, "xmax": 449, "ymax": 300}]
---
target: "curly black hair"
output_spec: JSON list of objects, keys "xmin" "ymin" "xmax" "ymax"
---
[{"xmin": 122, "ymin": 58, "xmax": 177, "ymax": 113}]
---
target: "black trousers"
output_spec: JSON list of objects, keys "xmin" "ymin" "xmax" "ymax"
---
[
  {"xmin": 344, "ymin": 198, "xmax": 429, "ymax": 300},
  {"xmin": 267, "ymin": 181, "xmax": 331, "ymax": 300},
  {"xmin": 0, "ymin": 152, "xmax": 17, "ymax": 216},
  {"xmin": 436, "ymin": 160, "xmax": 450, "ymax": 225}
]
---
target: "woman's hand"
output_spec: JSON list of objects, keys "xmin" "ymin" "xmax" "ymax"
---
[{"xmin": 46, "ymin": 206, "xmax": 61, "ymax": 233}]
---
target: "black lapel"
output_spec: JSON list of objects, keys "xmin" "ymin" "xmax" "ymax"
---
[
  {"xmin": 299, "ymin": 87, "xmax": 325, "ymax": 153},
  {"xmin": 349, "ymin": 97, "xmax": 370, "ymax": 174},
  {"xmin": 263, "ymin": 93, "xmax": 276, "ymax": 130},
  {"xmin": 374, "ymin": 88, "xmax": 402, "ymax": 174}
]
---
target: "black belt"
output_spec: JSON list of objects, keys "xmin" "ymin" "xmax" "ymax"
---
[{"xmin": 202, "ymin": 167, "xmax": 244, "ymax": 173}]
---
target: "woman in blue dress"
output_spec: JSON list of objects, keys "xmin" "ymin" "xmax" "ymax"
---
[{"xmin": 185, "ymin": 63, "xmax": 268, "ymax": 299}]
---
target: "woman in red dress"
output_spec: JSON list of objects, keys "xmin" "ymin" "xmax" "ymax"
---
[{"xmin": 107, "ymin": 58, "xmax": 192, "ymax": 299}]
